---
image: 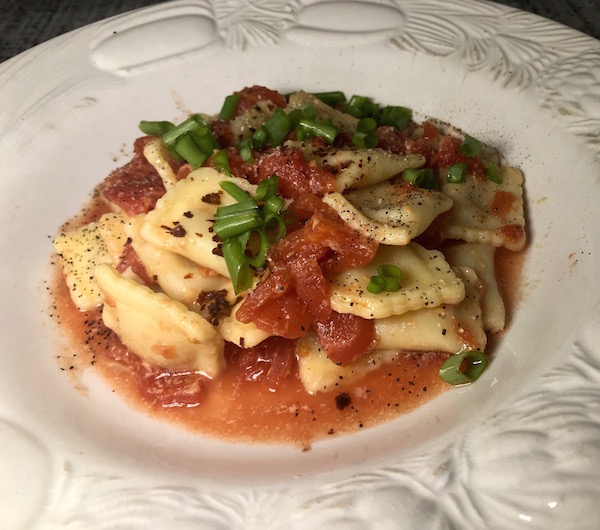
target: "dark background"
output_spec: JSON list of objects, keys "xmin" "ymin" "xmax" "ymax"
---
[{"xmin": 1, "ymin": 0, "xmax": 599, "ymax": 64}]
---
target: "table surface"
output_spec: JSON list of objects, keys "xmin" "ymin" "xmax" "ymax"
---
[{"xmin": 1, "ymin": 0, "xmax": 599, "ymax": 64}]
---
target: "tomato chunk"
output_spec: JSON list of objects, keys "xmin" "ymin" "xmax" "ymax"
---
[
  {"xmin": 233, "ymin": 86, "xmax": 287, "ymax": 118},
  {"xmin": 314, "ymin": 312, "xmax": 375, "ymax": 366}
]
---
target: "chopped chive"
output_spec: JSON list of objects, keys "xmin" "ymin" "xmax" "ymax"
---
[
  {"xmin": 173, "ymin": 134, "xmax": 209, "ymax": 169},
  {"xmin": 263, "ymin": 195, "xmax": 285, "ymax": 217},
  {"xmin": 191, "ymin": 127, "xmax": 219, "ymax": 156},
  {"xmin": 264, "ymin": 108, "xmax": 291, "ymax": 147},
  {"xmin": 367, "ymin": 275, "xmax": 385, "ymax": 294},
  {"xmin": 222, "ymin": 239, "xmax": 253, "ymax": 294},
  {"xmin": 288, "ymin": 109, "xmax": 305, "ymax": 129},
  {"xmin": 162, "ymin": 114, "xmax": 208, "ymax": 148},
  {"xmin": 352, "ymin": 130, "xmax": 379, "ymax": 148},
  {"xmin": 312, "ymin": 91, "xmax": 346, "ymax": 106},
  {"xmin": 459, "ymin": 135, "xmax": 483, "ymax": 157},
  {"xmin": 213, "ymin": 211, "xmax": 263, "ymax": 239},
  {"xmin": 213, "ymin": 149, "xmax": 231, "ymax": 177},
  {"xmin": 380, "ymin": 106, "xmax": 412, "ymax": 130},
  {"xmin": 447, "ymin": 162, "xmax": 468, "ymax": 183},
  {"xmin": 297, "ymin": 118, "xmax": 338, "ymax": 145},
  {"xmin": 220, "ymin": 181, "xmax": 255, "ymax": 203},
  {"xmin": 215, "ymin": 200, "xmax": 258, "ymax": 219},
  {"xmin": 263, "ymin": 214, "xmax": 287, "ymax": 244},
  {"xmin": 238, "ymin": 138, "xmax": 254, "ymax": 163},
  {"xmin": 439, "ymin": 350, "xmax": 489, "ymax": 385},
  {"xmin": 402, "ymin": 168, "xmax": 436, "ymax": 189},
  {"xmin": 486, "ymin": 161, "xmax": 502, "ymax": 184},
  {"xmin": 138, "ymin": 120, "xmax": 175, "ymax": 136},
  {"xmin": 357, "ymin": 117, "xmax": 377, "ymax": 132},
  {"xmin": 219, "ymin": 94, "xmax": 240, "ymax": 121},
  {"xmin": 245, "ymin": 229, "xmax": 270, "ymax": 269},
  {"xmin": 252, "ymin": 128, "xmax": 267, "ymax": 149},
  {"xmin": 300, "ymin": 103, "xmax": 317, "ymax": 121},
  {"xmin": 256, "ymin": 175, "xmax": 279, "ymax": 201}
]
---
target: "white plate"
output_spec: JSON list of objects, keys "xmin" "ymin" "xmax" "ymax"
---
[{"xmin": 1, "ymin": 0, "xmax": 599, "ymax": 527}]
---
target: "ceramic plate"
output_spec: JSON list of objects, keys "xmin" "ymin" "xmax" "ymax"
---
[{"xmin": 1, "ymin": 0, "xmax": 599, "ymax": 527}]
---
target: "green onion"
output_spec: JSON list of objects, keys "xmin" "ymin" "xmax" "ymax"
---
[
  {"xmin": 263, "ymin": 195, "xmax": 284, "ymax": 217},
  {"xmin": 486, "ymin": 161, "xmax": 502, "ymax": 184},
  {"xmin": 213, "ymin": 149, "xmax": 231, "ymax": 177},
  {"xmin": 367, "ymin": 263, "xmax": 402, "ymax": 293},
  {"xmin": 300, "ymin": 103, "xmax": 317, "ymax": 121},
  {"xmin": 312, "ymin": 91, "xmax": 346, "ymax": 106},
  {"xmin": 402, "ymin": 168, "xmax": 436, "ymax": 189},
  {"xmin": 252, "ymin": 128, "xmax": 267, "ymax": 149},
  {"xmin": 352, "ymin": 130, "xmax": 379, "ymax": 148},
  {"xmin": 162, "ymin": 115, "xmax": 209, "ymax": 148},
  {"xmin": 219, "ymin": 94, "xmax": 240, "ymax": 121},
  {"xmin": 238, "ymin": 138, "xmax": 254, "ymax": 163},
  {"xmin": 297, "ymin": 118, "xmax": 339, "ymax": 145},
  {"xmin": 357, "ymin": 117, "xmax": 377, "ymax": 132},
  {"xmin": 215, "ymin": 200, "xmax": 258, "ymax": 220},
  {"xmin": 244, "ymin": 229, "xmax": 270, "ymax": 269},
  {"xmin": 367, "ymin": 275, "xmax": 386, "ymax": 294},
  {"xmin": 439, "ymin": 350, "xmax": 489, "ymax": 385},
  {"xmin": 222, "ymin": 239, "xmax": 253, "ymax": 294},
  {"xmin": 288, "ymin": 109, "xmax": 305, "ymax": 129},
  {"xmin": 380, "ymin": 105, "xmax": 412, "ymax": 130},
  {"xmin": 138, "ymin": 120, "xmax": 174, "ymax": 136},
  {"xmin": 263, "ymin": 108, "xmax": 291, "ymax": 147},
  {"xmin": 256, "ymin": 175, "xmax": 279, "ymax": 201},
  {"xmin": 459, "ymin": 136, "xmax": 482, "ymax": 157},
  {"xmin": 263, "ymin": 214, "xmax": 287, "ymax": 243},
  {"xmin": 213, "ymin": 210, "xmax": 263, "ymax": 240},
  {"xmin": 173, "ymin": 134, "xmax": 209, "ymax": 169},
  {"xmin": 447, "ymin": 162, "xmax": 468, "ymax": 183},
  {"xmin": 219, "ymin": 181, "xmax": 255, "ymax": 203}
]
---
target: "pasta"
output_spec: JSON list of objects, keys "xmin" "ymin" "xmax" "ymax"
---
[{"xmin": 51, "ymin": 86, "xmax": 526, "ymax": 444}]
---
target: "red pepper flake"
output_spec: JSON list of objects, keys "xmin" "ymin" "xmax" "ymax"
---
[{"xmin": 335, "ymin": 392, "xmax": 351, "ymax": 410}]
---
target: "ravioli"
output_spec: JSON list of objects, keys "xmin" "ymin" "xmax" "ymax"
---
[
  {"xmin": 287, "ymin": 91, "xmax": 359, "ymax": 134},
  {"xmin": 96, "ymin": 264, "xmax": 225, "ymax": 376},
  {"xmin": 445, "ymin": 243, "xmax": 505, "ymax": 333},
  {"xmin": 329, "ymin": 243, "xmax": 465, "ymax": 319},
  {"xmin": 143, "ymin": 137, "xmax": 179, "ymax": 190},
  {"xmin": 140, "ymin": 168, "xmax": 257, "ymax": 278},
  {"xmin": 441, "ymin": 166, "xmax": 526, "ymax": 251},
  {"xmin": 322, "ymin": 181, "xmax": 453, "ymax": 245},
  {"xmin": 126, "ymin": 215, "xmax": 235, "ymax": 307}
]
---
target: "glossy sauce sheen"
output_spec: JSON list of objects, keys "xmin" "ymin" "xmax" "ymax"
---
[{"xmin": 49, "ymin": 194, "xmax": 524, "ymax": 447}]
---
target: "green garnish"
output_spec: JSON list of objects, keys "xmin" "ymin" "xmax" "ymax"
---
[
  {"xmin": 380, "ymin": 105, "xmax": 412, "ymax": 130},
  {"xmin": 447, "ymin": 162, "xmax": 468, "ymax": 183},
  {"xmin": 459, "ymin": 135, "xmax": 482, "ymax": 157},
  {"xmin": 138, "ymin": 120, "xmax": 174, "ymax": 136},
  {"xmin": 297, "ymin": 118, "xmax": 339, "ymax": 145},
  {"xmin": 438, "ymin": 350, "xmax": 489, "ymax": 385},
  {"xmin": 215, "ymin": 175, "xmax": 287, "ymax": 293},
  {"xmin": 219, "ymin": 94, "xmax": 240, "ymax": 121},
  {"xmin": 312, "ymin": 91, "xmax": 346, "ymax": 106},
  {"xmin": 213, "ymin": 149, "xmax": 231, "ymax": 177},
  {"xmin": 401, "ymin": 168, "xmax": 436, "ymax": 189},
  {"xmin": 486, "ymin": 161, "xmax": 502, "ymax": 184},
  {"xmin": 367, "ymin": 264, "xmax": 402, "ymax": 294}
]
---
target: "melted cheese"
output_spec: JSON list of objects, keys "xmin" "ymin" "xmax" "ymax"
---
[
  {"xmin": 140, "ymin": 167, "xmax": 257, "ymax": 278},
  {"xmin": 126, "ymin": 215, "xmax": 235, "ymax": 307},
  {"xmin": 297, "ymin": 331, "xmax": 399, "ymax": 393},
  {"xmin": 143, "ymin": 137, "xmax": 178, "ymax": 191},
  {"xmin": 441, "ymin": 166, "xmax": 526, "ymax": 251},
  {"xmin": 330, "ymin": 243, "xmax": 465, "ymax": 319},
  {"xmin": 445, "ymin": 243, "xmax": 505, "ymax": 333},
  {"xmin": 375, "ymin": 266, "xmax": 486, "ymax": 352},
  {"xmin": 322, "ymin": 182, "xmax": 453, "ymax": 245},
  {"xmin": 96, "ymin": 264, "xmax": 225, "ymax": 376}
]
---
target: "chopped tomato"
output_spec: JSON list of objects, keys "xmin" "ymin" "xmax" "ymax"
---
[
  {"xmin": 256, "ymin": 147, "xmax": 336, "ymax": 199},
  {"xmin": 225, "ymin": 337, "xmax": 297, "ymax": 386},
  {"xmin": 237, "ymin": 210, "xmax": 378, "ymax": 351},
  {"xmin": 432, "ymin": 136, "xmax": 486, "ymax": 180},
  {"xmin": 314, "ymin": 312, "xmax": 375, "ymax": 366},
  {"xmin": 102, "ymin": 137, "xmax": 167, "ymax": 215},
  {"xmin": 233, "ymin": 86, "xmax": 287, "ymax": 118},
  {"xmin": 117, "ymin": 239, "xmax": 156, "ymax": 286}
]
